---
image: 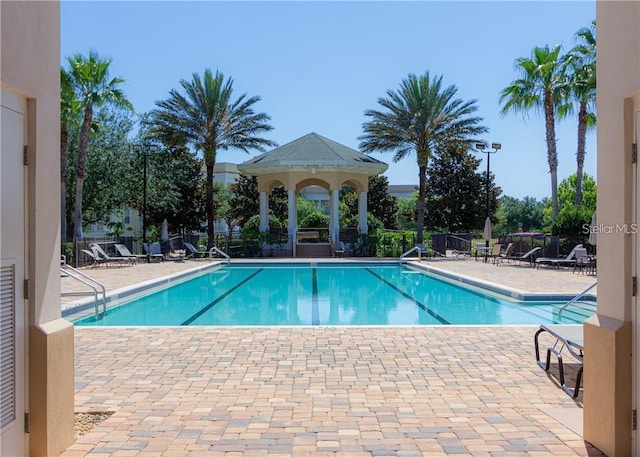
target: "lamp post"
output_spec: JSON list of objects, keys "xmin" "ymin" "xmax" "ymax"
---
[
  {"xmin": 475, "ymin": 141, "xmax": 501, "ymax": 260},
  {"xmin": 133, "ymin": 144, "xmax": 158, "ymax": 262}
]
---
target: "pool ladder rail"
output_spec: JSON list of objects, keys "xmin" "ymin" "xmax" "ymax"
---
[
  {"xmin": 558, "ymin": 281, "xmax": 597, "ymax": 318},
  {"xmin": 60, "ymin": 255, "xmax": 107, "ymax": 319},
  {"xmin": 400, "ymin": 245, "xmax": 427, "ymax": 263},
  {"xmin": 208, "ymin": 246, "xmax": 231, "ymax": 265}
]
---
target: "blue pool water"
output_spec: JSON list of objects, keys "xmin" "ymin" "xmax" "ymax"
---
[{"xmin": 73, "ymin": 265, "xmax": 595, "ymax": 326}]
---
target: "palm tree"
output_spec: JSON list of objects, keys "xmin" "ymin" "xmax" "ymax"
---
[
  {"xmin": 66, "ymin": 50, "xmax": 132, "ymax": 238},
  {"xmin": 500, "ymin": 44, "xmax": 568, "ymax": 225},
  {"xmin": 359, "ymin": 72, "xmax": 487, "ymax": 244},
  {"xmin": 563, "ymin": 21, "xmax": 597, "ymax": 206},
  {"xmin": 147, "ymin": 69, "xmax": 276, "ymax": 249},
  {"xmin": 60, "ymin": 68, "xmax": 77, "ymax": 242}
]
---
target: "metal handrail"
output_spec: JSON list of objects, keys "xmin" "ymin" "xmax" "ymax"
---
[
  {"xmin": 60, "ymin": 257, "xmax": 107, "ymax": 319},
  {"xmin": 209, "ymin": 246, "xmax": 231, "ymax": 264},
  {"xmin": 400, "ymin": 245, "xmax": 425, "ymax": 262},
  {"xmin": 558, "ymin": 281, "xmax": 597, "ymax": 317}
]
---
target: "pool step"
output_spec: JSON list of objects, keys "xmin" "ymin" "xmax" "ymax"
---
[
  {"xmin": 554, "ymin": 300, "xmax": 597, "ymax": 323},
  {"xmin": 296, "ymin": 243, "xmax": 331, "ymax": 258}
]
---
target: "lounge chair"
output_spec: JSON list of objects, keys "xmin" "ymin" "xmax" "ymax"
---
[
  {"xmin": 143, "ymin": 243, "xmax": 165, "ymax": 262},
  {"xmin": 80, "ymin": 249, "xmax": 106, "ymax": 268},
  {"xmin": 114, "ymin": 243, "xmax": 145, "ymax": 262},
  {"xmin": 493, "ymin": 243, "xmax": 514, "ymax": 265},
  {"xmin": 496, "ymin": 246, "xmax": 542, "ymax": 267},
  {"xmin": 534, "ymin": 324, "xmax": 583, "ymax": 398},
  {"xmin": 184, "ymin": 242, "xmax": 208, "ymax": 259},
  {"xmin": 89, "ymin": 243, "xmax": 135, "ymax": 266},
  {"xmin": 535, "ymin": 244, "xmax": 583, "ymax": 269}
]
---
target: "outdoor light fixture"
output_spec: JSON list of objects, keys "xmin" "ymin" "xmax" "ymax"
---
[
  {"xmin": 134, "ymin": 144, "xmax": 159, "ymax": 262},
  {"xmin": 475, "ymin": 141, "xmax": 502, "ymax": 261}
]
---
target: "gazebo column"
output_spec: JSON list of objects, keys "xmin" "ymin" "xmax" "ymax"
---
[
  {"xmin": 330, "ymin": 189, "xmax": 340, "ymax": 242},
  {"xmin": 287, "ymin": 188, "xmax": 297, "ymax": 249},
  {"xmin": 259, "ymin": 191, "xmax": 269, "ymax": 232},
  {"xmin": 358, "ymin": 191, "xmax": 368, "ymax": 235}
]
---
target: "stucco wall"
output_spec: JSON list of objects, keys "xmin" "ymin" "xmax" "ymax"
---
[
  {"xmin": 2, "ymin": 0, "xmax": 62, "ymax": 325},
  {"xmin": 1, "ymin": 2, "xmax": 74, "ymax": 456},
  {"xmin": 595, "ymin": 0, "xmax": 640, "ymax": 322},
  {"xmin": 584, "ymin": 1, "xmax": 640, "ymax": 455}
]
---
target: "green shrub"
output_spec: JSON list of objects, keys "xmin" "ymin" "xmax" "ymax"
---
[
  {"xmin": 300, "ymin": 212, "xmax": 330, "ymax": 228},
  {"xmin": 61, "ymin": 242, "xmax": 75, "ymax": 266}
]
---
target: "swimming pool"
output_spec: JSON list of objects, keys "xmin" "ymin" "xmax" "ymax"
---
[{"xmin": 70, "ymin": 263, "xmax": 595, "ymax": 326}]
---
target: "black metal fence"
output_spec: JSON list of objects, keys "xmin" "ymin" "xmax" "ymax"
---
[{"xmin": 63, "ymin": 229, "xmax": 596, "ymax": 266}]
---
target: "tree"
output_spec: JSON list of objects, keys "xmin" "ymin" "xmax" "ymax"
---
[
  {"xmin": 425, "ymin": 146, "xmax": 500, "ymax": 232},
  {"xmin": 228, "ymin": 174, "xmax": 260, "ymax": 228},
  {"xmin": 339, "ymin": 175, "xmax": 398, "ymax": 229},
  {"xmin": 269, "ymin": 185, "xmax": 288, "ymax": 225},
  {"xmin": 65, "ymin": 50, "xmax": 133, "ymax": 238},
  {"xmin": 544, "ymin": 173, "xmax": 596, "ymax": 235},
  {"xmin": 147, "ymin": 69, "xmax": 276, "ymax": 250},
  {"xmin": 500, "ymin": 45, "xmax": 568, "ymax": 225},
  {"xmin": 493, "ymin": 196, "xmax": 546, "ymax": 234},
  {"xmin": 360, "ymin": 71, "xmax": 487, "ymax": 244},
  {"xmin": 297, "ymin": 196, "xmax": 318, "ymax": 223},
  {"xmin": 60, "ymin": 68, "xmax": 80, "ymax": 242},
  {"xmin": 563, "ymin": 21, "xmax": 597, "ymax": 206},
  {"xmin": 144, "ymin": 147, "xmax": 206, "ymax": 233},
  {"xmin": 396, "ymin": 193, "xmax": 418, "ymax": 231},
  {"xmin": 80, "ymin": 107, "xmax": 136, "ymax": 225},
  {"xmin": 216, "ymin": 186, "xmax": 238, "ymax": 237},
  {"xmin": 227, "ymin": 174, "xmax": 288, "ymax": 230}
]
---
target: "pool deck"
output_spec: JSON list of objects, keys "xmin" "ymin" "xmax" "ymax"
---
[{"xmin": 61, "ymin": 258, "xmax": 602, "ymax": 456}]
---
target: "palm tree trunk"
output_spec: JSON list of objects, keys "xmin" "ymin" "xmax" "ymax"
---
[
  {"xmin": 416, "ymin": 162, "xmax": 427, "ymax": 245},
  {"xmin": 60, "ymin": 123, "xmax": 68, "ymax": 242},
  {"xmin": 74, "ymin": 105, "xmax": 93, "ymax": 239},
  {"xmin": 575, "ymin": 101, "xmax": 588, "ymax": 206},
  {"xmin": 205, "ymin": 154, "xmax": 215, "ymax": 250},
  {"xmin": 543, "ymin": 90, "xmax": 559, "ymax": 225}
]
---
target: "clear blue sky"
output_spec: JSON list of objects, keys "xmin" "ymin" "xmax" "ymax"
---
[{"xmin": 61, "ymin": 1, "xmax": 596, "ymax": 200}]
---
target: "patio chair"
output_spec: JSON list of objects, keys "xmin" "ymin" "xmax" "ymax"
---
[
  {"xmin": 535, "ymin": 244, "xmax": 583, "ymax": 269},
  {"xmin": 487, "ymin": 243, "xmax": 502, "ymax": 259},
  {"xmin": 89, "ymin": 243, "xmax": 135, "ymax": 266},
  {"xmin": 143, "ymin": 243, "xmax": 165, "ymax": 262},
  {"xmin": 114, "ymin": 243, "xmax": 145, "ymax": 263},
  {"xmin": 492, "ymin": 243, "xmax": 514, "ymax": 265},
  {"xmin": 184, "ymin": 242, "xmax": 208, "ymax": 259},
  {"xmin": 534, "ymin": 324, "xmax": 583, "ymax": 398},
  {"xmin": 497, "ymin": 246, "xmax": 542, "ymax": 267},
  {"xmin": 572, "ymin": 248, "xmax": 595, "ymax": 275}
]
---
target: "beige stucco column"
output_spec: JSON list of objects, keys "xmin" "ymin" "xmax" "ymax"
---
[
  {"xmin": 259, "ymin": 191, "xmax": 269, "ymax": 232},
  {"xmin": 358, "ymin": 191, "xmax": 368, "ymax": 234},
  {"xmin": 583, "ymin": 2, "xmax": 640, "ymax": 455}
]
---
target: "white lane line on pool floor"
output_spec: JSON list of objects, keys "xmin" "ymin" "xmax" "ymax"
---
[
  {"xmin": 365, "ymin": 268, "xmax": 450, "ymax": 325},
  {"xmin": 180, "ymin": 269, "xmax": 264, "ymax": 325}
]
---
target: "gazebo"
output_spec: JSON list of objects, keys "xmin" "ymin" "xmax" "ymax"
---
[{"xmin": 238, "ymin": 132, "xmax": 388, "ymax": 256}]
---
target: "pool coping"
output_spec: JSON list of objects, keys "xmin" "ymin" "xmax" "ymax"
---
[
  {"xmin": 62, "ymin": 260, "xmax": 227, "ymax": 320},
  {"xmin": 405, "ymin": 260, "xmax": 597, "ymax": 304}
]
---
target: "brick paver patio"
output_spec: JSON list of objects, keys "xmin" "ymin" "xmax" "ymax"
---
[{"xmin": 61, "ymin": 259, "xmax": 602, "ymax": 456}]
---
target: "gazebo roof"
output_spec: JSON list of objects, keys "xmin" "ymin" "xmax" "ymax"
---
[{"xmin": 238, "ymin": 132, "xmax": 388, "ymax": 176}]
